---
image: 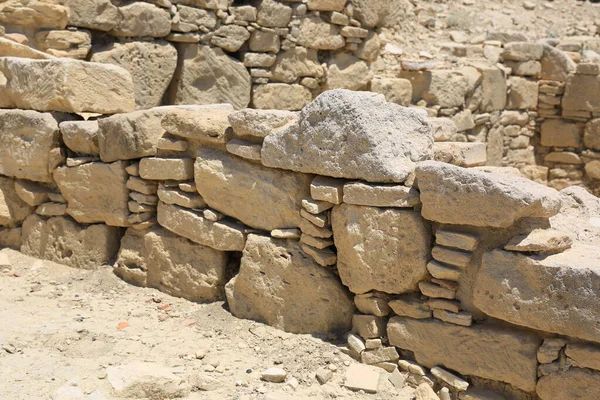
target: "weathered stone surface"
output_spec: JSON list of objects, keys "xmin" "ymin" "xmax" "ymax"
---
[
  {"xmin": 226, "ymin": 234, "xmax": 353, "ymax": 334},
  {"xmin": 307, "ymin": 0, "xmax": 346, "ymax": 11},
  {"xmin": 106, "ymin": 361, "xmax": 190, "ymax": 399},
  {"xmin": 115, "ymin": 228, "xmax": 227, "ymax": 302},
  {"xmin": 0, "ymin": 0, "xmax": 68, "ymax": 29},
  {"xmin": 342, "ymin": 182, "xmax": 420, "ymax": 208},
  {"xmin": 324, "ymin": 53, "xmax": 371, "ymax": 91},
  {"xmin": 195, "ymin": 147, "xmax": 311, "ymax": 231},
  {"xmin": 422, "ymin": 70, "xmax": 469, "ymax": 108},
  {"xmin": 541, "ymin": 44, "xmax": 577, "ymax": 82},
  {"xmin": 332, "ymin": 204, "xmax": 431, "ymax": 294},
  {"xmin": 252, "ymin": 84, "xmax": 312, "ymax": 111},
  {"xmin": 541, "ymin": 119, "xmax": 582, "ymax": 148},
  {"xmin": 0, "ymin": 36, "xmax": 53, "ymax": 59},
  {"xmin": 507, "ymin": 76, "xmax": 538, "ymax": 110},
  {"xmin": 256, "ymin": 0, "xmax": 292, "ymax": 27},
  {"xmin": 502, "ymin": 42, "xmax": 544, "ymax": 61},
  {"xmin": 157, "ymin": 202, "xmax": 246, "ymax": 251},
  {"xmin": 271, "ymin": 47, "xmax": 324, "ymax": 84},
  {"xmin": 354, "ymin": 293, "xmax": 391, "ymax": 317},
  {"xmin": 467, "ymin": 61, "xmax": 507, "ymax": 112},
  {"xmin": 566, "ymin": 343, "xmax": 600, "ymax": 371},
  {"xmin": 416, "ymin": 161, "xmax": 561, "ymax": 227},
  {"xmin": 36, "ymin": 202, "xmax": 67, "ymax": 216},
  {"xmin": 161, "ymin": 109, "xmax": 231, "ymax": 144},
  {"xmin": 228, "ymin": 109, "xmax": 298, "ymax": 139},
  {"xmin": 344, "ymin": 364, "xmax": 381, "ymax": 393},
  {"xmin": 352, "ymin": 0, "xmax": 412, "ymax": 28},
  {"xmin": 473, "ymin": 247, "xmax": 600, "ymax": 344},
  {"xmin": 60, "ymin": 120, "xmax": 99, "ymax": 155},
  {"xmin": 370, "ymin": 77, "xmax": 412, "ymax": 106},
  {"xmin": 297, "ymin": 14, "xmax": 345, "ymax": 50},
  {"xmin": 0, "ymin": 177, "xmax": 34, "ymax": 228},
  {"xmin": 311, "ymin": 177, "xmax": 343, "ymax": 205},
  {"xmin": 52, "ymin": 0, "xmax": 118, "ymax": 31},
  {"xmin": 433, "ymin": 142, "xmax": 487, "ymax": 167},
  {"xmin": 584, "ymin": 119, "xmax": 600, "ymax": 150},
  {"xmin": 157, "ymin": 187, "xmax": 205, "ymax": 209},
  {"xmin": 0, "ymin": 227, "xmax": 21, "ymax": 249},
  {"xmin": 249, "ymin": 30, "xmax": 280, "ymax": 53},
  {"xmin": 21, "ymin": 214, "xmax": 120, "ymax": 269},
  {"xmin": 537, "ymin": 368, "xmax": 600, "ymax": 400},
  {"xmin": 211, "ymin": 25, "xmax": 250, "ymax": 52},
  {"xmin": 110, "ymin": 2, "xmax": 171, "ymax": 37},
  {"xmin": 54, "ymin": 162, "xmax": 130, "ymax": 227},
  {"xmin": 34, "ymin": 29, "xmax": 91, "ymax": 59},
  {"xmin": 388, "ymin": 317, "xmax": 540, "ymax": 392},
  {"xmin": 90, "ymin": 40, "xmax": 177, "ymax": 110},
  {"xmin": 562, "ymin": 73, "xmax": 600, "ymax": 112},
  {"xmin": 504, "ymin": 228, "xmax": 573, "ymax": 254},
  {"xmin": 167, "ymin": 45, "xmax": 251, "ymax": 110},
  {"xmin": 0, "ymin": 57, "xmax": 135, "ymax": 114},
  {"xmin": 140, "ymin": 157, "xmax": 194, "ymax": 181},
  {"xmin": 14, "ymin": 180, "xmax": 50, "ymax": 207},
  {"xmin": 435, "ymin": 230, "xmax": 479, "ymax": 252},
  {"xmin": 388, "ymin": 294, "xmax": 432, "ymax": 319},
  {"xmin": 262, "ymin": 90, "xmax": 433, "ymax": 183},
  {"xmin": 0, "ymin": 110, "xmax": 61, "ymax": 182}
]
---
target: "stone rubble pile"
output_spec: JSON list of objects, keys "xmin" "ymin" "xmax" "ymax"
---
[{"xmin": 0, "ymin": 53, "xmax": 600, "ymax": 400}]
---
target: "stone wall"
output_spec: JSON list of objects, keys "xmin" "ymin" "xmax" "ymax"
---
[{"xmin": 1, "ymin": 56, "xmax": 600, "ymax": 399}]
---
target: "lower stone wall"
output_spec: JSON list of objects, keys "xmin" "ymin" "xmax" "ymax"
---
[{"xmin": 1, "ymin": 87, "xmax": 600, "ymax": 400}]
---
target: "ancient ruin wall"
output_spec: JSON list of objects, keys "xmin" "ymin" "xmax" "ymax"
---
[{"xmin": 1, "ymin": 55, "xmax": 600, "ymax": 399}]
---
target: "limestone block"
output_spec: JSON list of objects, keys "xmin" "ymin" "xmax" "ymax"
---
[
  {"xmin": 195, "ymin": 147, "xmax": 311, "ymax": 231},
  {"xmin": 127, "ymin": 177, "xmax": 157, "ymax": 195},
  {"xmin": 430, "ymin": 117, "xmax": 458, "ymax": 142},
  {"xmin": 387, "ymin": 317, "xmax": 540, "ymax": 392},
  {"xmin": 270, "ymin": 47, "xmax": 324, "ymax": 84},
  {"xmin": 36, "ymin": 202, "xmax": 67, "ymax": 216},
  {"xmin": 433, "ymin": 142, "xmax": 487, "ymax": 167},
  {"xmin": 354, "ymin": 294, "xmax": 391, "ymax": 317},
  {"xmin": 175, "ymin": 5, "xmax": 217, "ymax": 31},
  {"xmin": 0, "ymin": 36, "xmax": 53, "ymax": 59},
  {"xmin": 507, "ymin": 76, "xmax": 538, "ymax": 110},
  {"xmin": 474, "ymin": 247, "xmax": 600, "ymax": 344},
  {"xmin": 60, "ymin": 120, "xmax": 99, "ymax": 155},
  {"xmin": 161, "ymin": 109, "xmax": 232, "ymax": 144},
  {"xmin": 90, "ymin": 40, "xmax": 177, "ymax": 110},
  {"xmin": 249, "ymin": 30, "xmax": 280, "ymax": 53},
  {"xmin": 167, "ymin": 45, "xmax": 251, "ymax": 110},
  {"xmin": 422, "ymin": 70, "xmax": 469, "ymax": 108},
  {"xmin": 0, "ymin": 110, "xmax": 61, "ymax": 182},
  {"xmin": 115, "ymin": 228, "xmax": 228, "ymax": 301},
  {"xmin": 562, "ymin": 73, "xmax": 600, "ymax": 112},
  {"xmin": 332, "ymin": 204, "xmax": 431, "ymax": 294},
  {"xmin": 536, "ymin": 368, "xmax": 600, "ymax": 400},
  {"xmin": 324, "ymin": 53, "xmax": 371, "ymax": 91},
  {"xmin": 34, "ymin": 30, "xmax": 91, "ymax": 59},
  {"xmin": 352, "ymin": 0, "xmax": 412, "ymax": 28},
  {"xmin": 586, "ymin": 160, "xmax": 600, "ymax": 180},
  {"xmin": 54, "ymin": 161, "xmax": 130, "ymax": 227},
  {"xmin": 256, "ymin": 0, "xmax": 292, "ymax": 27},
  {"xmin": 157, "ymin": 187, "xmax": 205, "ymax": 209},
  {"xmin": 110, "ymin": 2, "xmax": 171, "ymax": 37},
  {"xmin": 211, "ymin": 25, "xmax": 250, "ymax": 52},
  {"xmin": 501, "ymin": 42, "xmax": 544, "ymax": 61},
  {"xmin": 370, "ymin": 77, "xmax": 412, "ymax": 106},
  {"xmin": 504, "ymin": 228, "xmax": 572, "ymax": 254},
  {"xmin": 139, "ymin": 157, "xmax": 194, "ymax": 181},
  {"xmin": 353, "ymin": 314, "xmax": 386, "ymax": 339},
  {"xmin": 344, "ymin": 364, "xmax": 381, "ymax": 393},
  {"xmin": 297, "ymin": 14, "xmax": 345, "ymax": 50},
  {"xmin": 0, "ymin": 57, "xmax": 135, "ymax": 114},
  {"xmin": 541, "ymin": 44, "xmax": 576, "ymax": 82},
  {"xmin": 14, "ymin": 180, "xmax": 50, "ymax": 207},
  {"xmin": 342, "ymin": 182, "xmax": 420, "ymax": 208},
  {"xmin": 435, "ymin": 230, "xmax": 479, "ymax": 251},
  {"xmin": 307, "ymin": 0, "xmax": 346, "ymax": 11},
  {"xmin": 0, "ymin": 177, "xmax": 34, "ymax": 228},
  {"xmin": 467, "ymin": 61, "xmax": 507, "ymax": 112},
  {"xmin": 21, "ymin": 214, "xmax": 120, "ymax": 269},
  {"xmin": 540, "ymin": 119, "xmax": 582, "ymax": 148},
  {"xmin": 228, "ymin": 109, "xmax": 298, "ymax": 139},
  {"xmin": 52, "ymin": 0, "xmax": 118, "ymax": 31},
  {"xmin": 354, "ymin": 31, "xmax": 380, "ymax": 62},
  {"xmin": 0, "ymin": 0, "xmax": 68, "ymax": 29},
  {"xmin": 157, "ymin": 202, "xmax": 246, "ymax": 251},
  {"xmin": 584, "ymin": 119, "xmax": 600, "ymax": 150},
  {"xmin": 0, "ymin": 227, "xmax": 21, "ymax": 249},
  {"xmin": 388, "ymin": 294, "xmax": 432, "ymax": 319},
  {"xmin": 415, "ymin": 161, "xmax": 561, "ymax": 227},
  {"xmin": 226, "ymin": 234, "xmax": 353, "ymax": 334},
  {"xmin": 310, "ymin": 176, "xmax": 344, "ymax": 204},
  {"xmin": 242, "ymin": 53, "xmax": 276, "ymax": 68},
  {"xmin": 505, "ymin": 60, "xmax": 541, "ymax": 77},
  {"xmin": 171, "ymin": 0, "xmax": 231, "ymax": 10},
  {"xmin": 252, "ymin": 83, "xmax": 312, "ymax": 111},
  {"xmin": 262, "ymin": 90, "xmax": 433, "ymax": 183}
]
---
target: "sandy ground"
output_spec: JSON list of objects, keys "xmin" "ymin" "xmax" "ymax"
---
[{"xmin": 0, "ymin": 248, "xmax": 404, "ymax": 400}]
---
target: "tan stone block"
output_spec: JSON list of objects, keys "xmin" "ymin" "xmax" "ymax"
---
[{"xmin": 139, "ymin": 157, "xmax": 195, "ymax": 181}]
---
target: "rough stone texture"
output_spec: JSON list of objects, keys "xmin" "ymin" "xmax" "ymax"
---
[
  {"xmin": 195, "ymin": 147, "xmax": 311, "ymax": 231},
  {"xmin": 416, "ymin": 161, "xmax": 561, "ymax": 227},
  {"xmin": 0, "ymin": 177, "xmax": 34, "ymax": 228},
  {"xmin": 167, "ymin": 45, "xmax": 251, "ymax": 110},
  {"xmin": 324, "ymin": 53, "xmax": 371, "ymax": 91},
  {"xmin": 433, "ymin": 142, "xmax": 487, "ymax": 167},
  {"xmin": 53, "ymin": 0, "xmax": 118, "ymax": 31},
  {"xmin": 370, "ymin": 77, "xmax": 412, "ymax": 106},
  {"xmin": 270, "ymin": 47, "xmax": 324, "ymax": 84},
  {"xmin": 161, "ymin": 109, "xmax": 232, "ymax": 144},
  {"xmin": 211, "ymin": 25, "xmax": 250, "ymax": 52},
  {"xmin": 507, "ymin": 76, "xmax": 538, "ymax": 110},
  {"xmin": 157, "ymin": 202, "xmax": 246, "ymax": 251},
  {"xmin": 228, "ymin": 109, "xmax": 298, "ymax": 138},
  {"xmin": 540, "ymin": 119, "xmax": 582, "ymax": 148},
  {"xmin": 115, "ymin": 228, "xmax": 228, "ymax": 302},
  {"xmin": 0, "ymin": 227, "xmax": 21, "ymax": 249},
  {"xmin": 110, "ymin": 2, "xmax": 171, "ymax": 38},
  {"xmin": 0, "ymin": 0, "xmax": 69, "ymax": 29},
  {"xmin": 297, "ymin": 14, "xmax": 345, "ymax": 50},
  {"xmin": 59, "ymin": 120, "xmax": 99, "ymax": 155},
  {"xmin": 0, "ymin": 110, "xmax": 62, "ymax": 182},
  {"xmin": 550, "ymin": 186, "xmax": 600, "ymax": 247},
  {"xmin": 387, "ymin": 317, "xmax": 540, "ymax": 392},
  {"xmin": 504, "ymin": 228, "xmax": 573, "ymax": 254},
  {"xmin": 537, "ymin": 368, "xmax": 600, "ymax": 400},
  {"xmin": 14, "ymin": 180, "xmax": 49, "ymax": 207},
  {"xmin": 342, "ymin": 182, "xmax": 420, "ymax": 208},
  {"xmin": 332, "ymin": 204, "xmax": 431, "ymax": 294},
  {"xmin": 562, "ymin": 73, "xmax": 600, "ymax": 112},
  {"xmin": 226, "ymin": 234, "xmax": 354, "ymax": 334},
  {"xmin": 473, "ymin": 247, "xmax": 600, "ymax": 344},
  {"xmin": 90, "ymin": 40, "xmax": 177, "ymax": 110},
  {"xmin": 566, "ymin": 343, "xmax": 600, "ymax": 371},
  {"xmin": 21, "ymin": 214, "xmax": 120, "ymax": 269},
  {"xmin": 139, "ymin": 157, "xmax": 194, "ymax": 181},
  {"xmin": 0, "ymin": 36, "xmax": 54, "ymax": 59},
  {"xmin": 35, "ymin": 30, "xmax": 91, "ymax": 59},
  {"xmin": 584, "ymin": 119, "xmax": 600, "ymax": 150},
  {"xmin": 0, "ymin": 57, "xmax": 135, "ymax": 114},
  {"xmin": 422, "ymin": 70, "xmax": 469, "ymax": 108},
  {"xmin": 541, "ymin": 44, "xmax": 577, "ymax": 82},
  {"xmin": 252, "ymin": 84, "xmax": 312, "ymax": 111},
  {"xmin": 54, "ymin": 162, "xmax": 130, "ymax": 227},
  {"xmin": 106, "ymin": 360, "xmax": 190, "ymax": 399},
  {"xmin": 262, "ymin": 90, "xmax": 433, "ymax": 183},
  {"xmin": 352, "ymin": 0, "xmax": 412, "ymax": 28}
]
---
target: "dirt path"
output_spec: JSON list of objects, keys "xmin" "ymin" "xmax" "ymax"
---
[{"xmin": 0, "ymin": 248, "xmax": 403, "ymax": 400}]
